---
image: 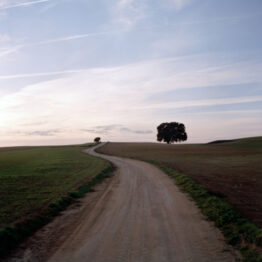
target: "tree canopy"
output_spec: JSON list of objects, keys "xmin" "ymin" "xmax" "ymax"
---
[
  {"xmin": 157, "ymin": 122, "xmax": 187, "ymax": 144},
  {"xmin": 94, "ymin": 137, "xmax": 101, "ymax": 143}
]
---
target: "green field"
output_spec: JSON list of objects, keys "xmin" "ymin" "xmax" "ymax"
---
[
  {"xmin": 0, "ymin": 144, "xmax": 107, "ymax": 229},
  {"xmin": 98, "ymin": 137, "xmax": 262, "ymax": 227}
]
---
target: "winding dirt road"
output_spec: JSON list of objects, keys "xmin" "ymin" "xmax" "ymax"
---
[{"xmin": 8, "ymin": 143, "xmax": 237, "ymax": 262}]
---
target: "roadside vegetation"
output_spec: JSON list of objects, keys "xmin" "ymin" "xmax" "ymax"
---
[
  {"xmin": 0, "ymin": 144, "xmax": 112, "ymax": 258},
  {"xmin": 98, "ymin": 137, "xmax": 262, "ymax": 261},
  {"xmin": 153, "ymin": 163, "xmax": 262, "ymax": 262}
]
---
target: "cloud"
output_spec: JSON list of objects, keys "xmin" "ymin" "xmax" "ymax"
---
[
  {"xmin": 114, "ymin": 0, "xmax": 146, "ymax": 29},
  {"xmin": 21, "ymin": 121, "xmax": 47, "ymax": 126},
  {"xmin": 0, "ymin": 68, "xmax": 85, "ymax": 80},
  {"xmin": 81, "ymin": 125, "xmax": 153, "ymax": 135},
  {"xmin": 120, "ymin": 127, "xmax": 153, "ymax": 134},
  {"xmin": 9, "ymin": 129, "xmax": 61, "ymax": 136},
  {"xmin": 0, "ymin": 46, "xmax": 19, "ymax": 58},
  {"xmin": 81, "ymin": 125, "xmax": 122, "ymax": 134},
  {"xmin": 28, "ymin": 30, "xmax": 121, "ymax": 46},
  {"xmin": 0, "ymin": 34, "xmax": 10, "ymax": 43},
  {"xmin": 190, "ymin": 109, "xmax": 262, "ymax": 116},
  {"xmin": 169, "ymin": 0, "xmax": 194, "ymax": 10},
  {"xmin": 0, "ymin": 55, "xmax": 261, "ymax": 144},
  {"xmin": 0, "ymin": 30, "xmax": 122, "ymax": 58},
  {"xmin": 138, "ymin": 96, "xmax": 262, "ymax": 110},
  {"xmin": 0, "ymin": 0, "xmax": 50, "ymax": 10},
  {"xmin": 24, "ymin": 129, "xmax": 60, "ymax": 136},
  {"xmin": 39, "ymin": 0, "xmax": 58, "ymax": 12},
  {"xmin": 0, "ymin": 0, "xmax": 10, "ymax": 7},
  {"xmin": 164, "ymin": 12, "xmax": 262, "ymax": 27},
  {"xmin": 112, "ymin": 0, "xmax": 193, "ymax": 29},
  {"xmin": 1, "ymin": 54, "xmax": 261, "ymax": 85}
]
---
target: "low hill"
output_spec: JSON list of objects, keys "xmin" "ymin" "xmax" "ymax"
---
[{"xmin": 208, "ymin": 136, "xmax": 262, "ymax": 150}]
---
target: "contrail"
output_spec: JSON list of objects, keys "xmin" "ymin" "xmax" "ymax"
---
[
  {"xmin": 6, "ymin": 30, "xmax": 120, "ymax": 51},
  {"xmin": 0, "ymin": 69, "xmax": 86, "ymax": 80},
  {"xmin": 0, "ymin": 30, "xmax": 121, "ymax": 60},
  {"xmin": 0, "ymin": 0, "xmax": 50, "ymax": 10},
  {"xmin": 28, "ymin": 30, "xmax": 120, "ymax": 46}
]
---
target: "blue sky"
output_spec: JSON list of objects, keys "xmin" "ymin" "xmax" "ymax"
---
[{"xmin": 0, "ymin": 0, "xmax": 261, "ymax": 145}]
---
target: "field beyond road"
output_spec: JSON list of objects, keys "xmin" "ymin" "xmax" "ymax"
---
[
  {"xmin": 98, "ymin": 137, "xmax": 262, "ymax": 227},
  {"xmin": 0, "ymin": 144, "xmax": 107, "ymax": 229}
]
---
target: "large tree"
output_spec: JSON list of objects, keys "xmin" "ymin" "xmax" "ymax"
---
[
  {"xmin": 94, "ymin": 137, "xmax": 101, "ymax": 143},
  {"xmin": 157, "ymin": 122, "xmax": 187, "ymax": 144}
]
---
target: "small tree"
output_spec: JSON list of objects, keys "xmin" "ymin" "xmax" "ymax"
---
[
  {"xmin": 157, "ymin": 122, "xmax": 187, "ymax": 144},
  {"xmin": 94, "ymin": 137, "xmax": 101, "ymax": 143}
]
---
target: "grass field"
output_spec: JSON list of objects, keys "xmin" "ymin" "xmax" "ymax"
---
[
  {"xmin": 98, "ymin": 137, "xmax": 262, "ymax": 228},
  {"xmin": 0, "ymin": 144, "xmax": 107, "ymax": 229}
]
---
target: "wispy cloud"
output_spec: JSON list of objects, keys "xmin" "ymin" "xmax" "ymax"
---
[
  {"xmin": 0, "ymin": 30, "xmax": 121, "ymax": 57},
  {"xmin": 1, "ymin": 54, "xmax": 261, "ymax": 84},
  {"xmin": 81, "ymin": 125, "xmax": 153, "ymax": 135},
  {"xmin": 0, "ymin": 0, "xmax": 50, "ymax": 10},
  {"xmin": 169, "ymin": 0, "xmax": 194, "ymax": 11},
  {"xmin": 0, "ymin": 34, "xmax": 10, "ymax": 42},
  {"xmin": 28, "ymin": 30, "xmax": 121, "ymax": 46},
  {"xmin": 0, "ymin": 55, "xmax": 261, "ymax": 144},
  {"xmin": 120, "ymin": 127, "xmax": 153, "ymax": 134},
  {"xmin": 81, "ymin": 125, "xmax": 122, "ymax": 135},
  {"xmin": 190, "ymin": 109, "xmax": 262, "ymax": 116},
  {"xmin": 24, "ymin": 129, "xmax": 60, "ymax": 136},
  {"xmin": 114, "ymin": 0, "xmax": 146, "ymax": 29},
  {"xmin": 10, "ymin": 129, "xmax": 61, "ymax": 136},
  {"xmin": 21, "ymin": 121, "xmax": 47, "ymax": 126},
  {"xmin": 113, "ymin": 0, "xmax": 193, "ymax": 29},
  {"xmin": 0, "ymin": 68, "xmax": 86, "ymax": 80},
  {"xmin": 168, "ymin": 12, "xmax": 262, "ymax": 26},
  {"xmin": 139, "ymin": 96, "xmax": 262, "ymax": 110},
  {"xmin": 0, "ymin": 46, "xmax": 19, "ymax": 58}
]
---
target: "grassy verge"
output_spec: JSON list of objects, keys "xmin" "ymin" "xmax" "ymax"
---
[
  {"xmin": 0, "ymin": 163, "xmax": 114, "ymax": 259},
  {"xmin": 149, "ymin": 161, "xmax": 262, "ymax": 262}
]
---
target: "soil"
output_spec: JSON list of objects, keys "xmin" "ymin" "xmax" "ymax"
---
[{"xmin": 98, "ymin": 142, "xmax": 262, "ymax": 227}]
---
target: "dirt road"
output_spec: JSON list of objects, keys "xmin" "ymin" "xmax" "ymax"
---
[{"xmin": 8, "ymin": 143, "xmax": 237, "ymax": 262}]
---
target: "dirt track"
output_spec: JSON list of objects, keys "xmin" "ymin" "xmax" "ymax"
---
[{"xmin": 8, "ymin": 143, "xmax": 237, "ymax": 262}]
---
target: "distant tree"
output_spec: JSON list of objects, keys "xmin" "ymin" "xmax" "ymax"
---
[
  {"xmin": 157, "ymin": 122, "xmax": 187, "ymax": 144},
  {"xmin": 94, "ymin": 137, "xmax": 101, "ymax": 143}
]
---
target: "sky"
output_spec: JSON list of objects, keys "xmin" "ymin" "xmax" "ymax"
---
[{"xmin": 0, "ymin": 0, "xmax": 261, "ymax": 146}]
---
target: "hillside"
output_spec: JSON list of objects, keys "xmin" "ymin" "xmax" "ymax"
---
[{"xmin": 208, "ymin": 136, "xmax": 262, "ymax": 150}]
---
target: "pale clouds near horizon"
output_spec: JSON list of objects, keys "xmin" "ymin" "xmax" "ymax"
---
[{"xmin": 0, "ymin": 0, "xmax": 261, "ymax": 145}]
